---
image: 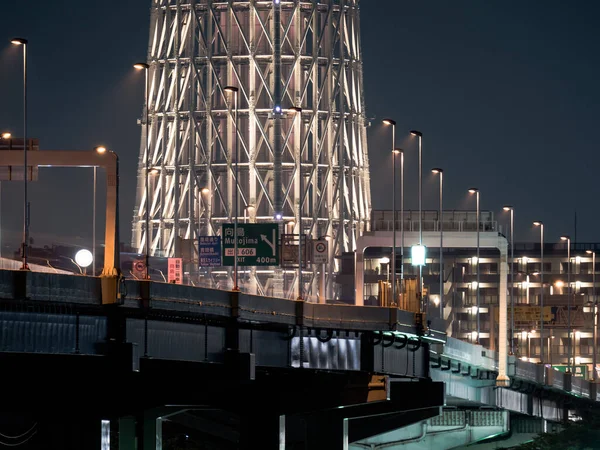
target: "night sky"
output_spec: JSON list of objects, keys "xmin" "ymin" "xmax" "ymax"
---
[{"xmin": 1, "ymin": 1, "xmax": 599, "ymax": 255}]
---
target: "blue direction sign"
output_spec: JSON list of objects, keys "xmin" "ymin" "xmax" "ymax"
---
[
  {"xmin": 198, "ymin": 236, "xmax": 222, "ymax": 267},
  {"xmin": 222, "ymin": 223, "xmax": 279, "ymax": 266}
]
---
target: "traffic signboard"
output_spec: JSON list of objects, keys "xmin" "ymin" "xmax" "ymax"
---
[
  {"xmin": 198, "ymin": 236, "xmax": 222, "ymax": 267},
  {"xmin": 281, "ymin": 234, "xmax": 308, "ymax": 268},
  {"xmin": 494, "ymin": 306, "xmax": 553, "ymax": 323},
  {"xmin": 312, "ymin": 239, "xmax": 328, "ymax": 264},
  {"xmin": 222, "ymin": 223, "xmax": 280, "ymax": 266},
  {"xmin": 132, "ymin": 259, "xmax": 147, "ymax": 279},
  {"xmin": 552, "ymin": 364, "xmax": 588, "ymax": 379}
]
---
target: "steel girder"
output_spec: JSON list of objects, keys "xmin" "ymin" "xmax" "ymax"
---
[{"xmin": 133, "ymin": 0, "xmax": 371, "ymax": 299}]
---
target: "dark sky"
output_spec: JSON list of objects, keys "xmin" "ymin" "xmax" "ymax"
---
[{"xmin": 1, "ymin": 0, "xmax": 599, "ymax": 254}]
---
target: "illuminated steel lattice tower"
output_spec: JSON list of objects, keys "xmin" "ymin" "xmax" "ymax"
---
[{"xmin": 133, "ymin": 0, "xmax": 372, "ymax": 299}]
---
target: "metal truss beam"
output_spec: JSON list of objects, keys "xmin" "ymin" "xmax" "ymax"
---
[{"xmin": 133, "ymin": 0, "xmax": 371, "ymax": 299}]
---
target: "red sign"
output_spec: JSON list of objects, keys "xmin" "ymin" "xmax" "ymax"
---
[{"xmin": 168, "ymin": 258, "xmax": 183, "ymax": 284}]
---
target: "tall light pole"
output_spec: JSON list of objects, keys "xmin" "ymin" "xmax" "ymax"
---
[
  {"xmin": 432, "ymin": 168, "xmax": 443, "ymax": 318},
  {"xmin": 400, "ymin": 148, "xmax": 404, "ymax": 289},
  {"xmin": 93, "ymin": 159, "xmax": 97, "ymax": 276},
  {"xmin": 410, "ymin": 130, "xmax": 423, "ymax": 309},
  {"xmin": 291, "ymin": 106, "xmax": 303, "ymax": 300},
  {"xmin": 134, "ymin": 62, "xmax": 151, "ymax": 279},
  {"xmin": 469, "ymin": 188, "xmax": 480, "ymax": 343},
  {"xmin": 587, "ymin": 250, "xmax": 597, "ymax": 380},
  {"xmin": 383, "ymin": 119, "xmax": 397, "ymax": 306},
  {"xmin": 11, "ymin": 37, "xmax": 29, "ymax": 271},
  {"xmin": 0, "ymin": 132, "xmax": 10, "ymax": 258},
  {"xmin": 561, "ymin": 235, "xmax": 572, "ymax": 372},
  {"xmin": 224, "ymin": 86, "xmax": 239, "ymax": 291},
  {"xmin": 534, "ymin": 221, "xmax": 544, "ymax": 364},
  {"xmin": 504, "ymin": 206, "xmax": 515, "ymax": 354}
]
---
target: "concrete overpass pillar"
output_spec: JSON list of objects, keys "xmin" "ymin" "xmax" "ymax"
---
[
  {"xmin": 136, "ymin": 412, "xmax": 162, "ymax": 450},
  {"xmin": 117, "ymin": 416, "xmax": 136, "ymax": 450},
  {"xmin": 239, "ymin": 414, "xmax": 285, "ymax": 449}
]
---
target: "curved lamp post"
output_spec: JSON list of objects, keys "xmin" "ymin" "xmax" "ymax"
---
[
  {"xmin": 224, "ymin": 86, "xmax": 240, "ymax": 291},
  {"xmin": 383, "ymin": 119, "xmax": 397, "ymax": 305},
  {"xmin": 432, "ymin": 168, "xmax": 443, "ymax": 318},
  {"xmin": 468, "ymin": 188, "xmax": 480, "ymax": 343},
  {"xmin": 503, "ymin": 206, "xmax": 515, "ymax": 355},
  {"xmin": 561, "ymin": 235, "xmax": 572, "ymax": 372},
  {"xmin": 11, "ymin": 37, "xmax": 29, "ymax": 271}
]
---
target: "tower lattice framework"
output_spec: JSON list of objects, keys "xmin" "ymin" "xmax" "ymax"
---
[{"xmin": 133, "ymin": 0, "xmax": 372, "ymax": 299}]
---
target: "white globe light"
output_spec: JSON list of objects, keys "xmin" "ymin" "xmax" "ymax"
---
[{"xmin": 75, "ymin": 249, "xmax": 93, "ymax": 268}]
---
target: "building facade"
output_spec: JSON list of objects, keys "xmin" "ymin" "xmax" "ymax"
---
[{"xmin": 361, "ymin": 210, "xmax": 599, "ymax": 380}]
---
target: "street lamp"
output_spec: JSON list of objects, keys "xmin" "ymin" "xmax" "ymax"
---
[
  {"xmin": 504, "ymin": 206, "xmax": 515, "ymax": 355},
  {"xmin": 134, "ymin": 62, "xmax": 151, "ymax": 279},
  {"xmin": 380, "ymin": 257, "xmax": 390, "ymax": 285},
  {"xmin": 11, "ymin": 37, "xmax": 29, "ymax": 271},
  {"xmin": 0, "ymin": 132, "xmax": 10, "ymax": 258},
  {"xmin": 399, "ymin": 148, "xmax": 404, "ymax": 289},
  {"xmin": 432, "ymin": 168, "xmax": 443, "ymax": 318},
  {"xmin": 91, "ymin": 145, "xmax": 107, "ymax": 277},
  {"xmin": 410, "ymin": 130, "xmax": 423, "ymax": 309},
  {"xmin": 468, "ymin": 188, "xmax": 480, "ymax": 342},
  {"xmin": 95, "ymin": 145, "xmax": 121, "ymax": 283},
  {"xmin": 75, "ymin": 249, "xmax": 94, "ymax": 275},
  {"xmin": 290, "ymin": 106, "xmax": 303, "ymax": 300},
  {"xmin": 224, "ymin": 86, "xmax": 239, "ymax": 291},
  {"xmin": 587, "ymin": 250, "xmax": 597, "ymax": 380},
  {"xmin": 383, "ymin": 118, "xmax": 397, "ymax": 306},
  {"xmin": 534, "ymin": 221, "xmax": 544, "ymax": 363},
  {"xmin": 561, "ymin": 235, "xmax": 572, "ymax": 372}
]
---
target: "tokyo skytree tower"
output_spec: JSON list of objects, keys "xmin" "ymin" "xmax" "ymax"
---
[{"xmin": 132, "ymin": 0, "xmax": 372, "ymax": 298}]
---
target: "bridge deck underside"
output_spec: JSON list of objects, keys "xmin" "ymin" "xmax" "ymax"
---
[{"xmin": 0, "ymin": 352, "xmax": 443, "ymax": 449}]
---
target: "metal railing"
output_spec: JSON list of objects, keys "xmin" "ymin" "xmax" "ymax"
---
[{"xmin": 371, "ymin": 219, "xmax": 498, "ymax": 233}]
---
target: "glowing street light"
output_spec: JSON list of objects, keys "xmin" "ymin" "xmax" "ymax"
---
[
  {"xmin": 504, "ymin": 205, "xmax": 515, "ymax": 354},
  {"xmin": 432, "ymin": 168, "xmax": 443, "ymax": 318},
  {"xmin": 410, "ymin": 130, "xmax": 423, "ymax": 309},
  {"xmin": 561, "ymin": 235, "xmax": 572, "ymax": 372},
  {"xmin": 533, "ymin": 221, "xmax": 544, "ymax": 363},
  {"xmin": 587, "ymin": 249, "xmax": 597, "ymax": 380},
  {"xmin": 134, "ymin": 61, "xmax": 151, "ymax": 280},
  {"xmin": 383, "ymin": 118, "xmax": 397, "ymax": 306},
  {"xmin": 224, "ymin": 86, "xmax": 240, "ymax": 291},
  {"xmin": 468, "ymin": 188, "xmax": 480, "ymax": 342},
  {"xmin": 11, "ymin": 37, "xmax": 29, "ymax": 271},
  {"xmin": 75, "ymin": 249, "xmax": 94, "ymax": 275}
]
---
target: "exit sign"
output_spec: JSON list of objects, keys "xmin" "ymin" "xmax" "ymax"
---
[{"xmin": 221, "ymin": 223, "xmax": 280, "ymax": 266}]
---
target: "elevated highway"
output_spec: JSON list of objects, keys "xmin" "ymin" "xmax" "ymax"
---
[{"xmin": 0, "ymin": 269, "xmax": 598, "ymax": 449}]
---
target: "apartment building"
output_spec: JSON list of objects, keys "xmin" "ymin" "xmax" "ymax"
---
[{"xmin": 360, "ymin": 210, "xmax": 599, "ymax": 379}]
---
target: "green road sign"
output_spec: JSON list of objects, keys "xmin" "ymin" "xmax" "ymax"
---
[
  {"xmin": 222, "ymin": 223, "xmax": 280, "ymax": 266},
  {"xmin": 552, "ymin": 364, "xmax": 588, "ymax": 379}
]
